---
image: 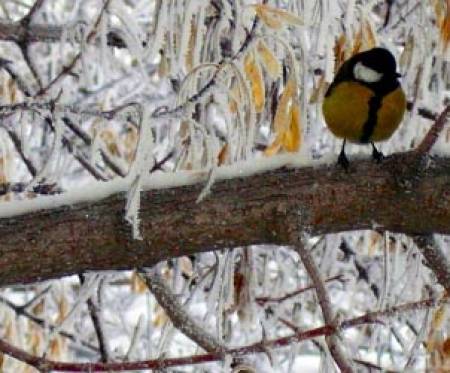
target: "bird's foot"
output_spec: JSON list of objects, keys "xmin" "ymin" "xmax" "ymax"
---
[
  {"xmin": 371, "ymin": 143, "xmax": 384, "ymax": 163},
  {"xmin": 337, "ymin": 150, "xmax": 350, "ymax": 170}
]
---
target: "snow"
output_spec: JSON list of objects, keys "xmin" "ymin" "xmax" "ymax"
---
[{"xmin": 0, "ymin": 151, "xmax": 321, "ymax": 219}]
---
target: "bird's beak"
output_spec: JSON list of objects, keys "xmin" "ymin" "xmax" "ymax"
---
[{"xmin": 396, "ymin": 72, "xmax": 402, "ymax": 78}]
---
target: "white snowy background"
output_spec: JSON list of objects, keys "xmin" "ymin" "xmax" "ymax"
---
[{"xmin": 0, "ymin": 0, "xmax": 449, "ymax": 372}]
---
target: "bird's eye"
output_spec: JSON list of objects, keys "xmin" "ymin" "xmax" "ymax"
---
[{"xmin": 353, "ymin": 62, "xmax": 383, "ymax": 83}]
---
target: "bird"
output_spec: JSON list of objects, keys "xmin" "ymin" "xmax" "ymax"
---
[{"xmin": 322, "ymin": 47, "xmax": 406, "ymax": 169}]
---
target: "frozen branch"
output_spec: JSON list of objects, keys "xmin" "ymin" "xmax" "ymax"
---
[
  {"xmin": 0, "ymin": 295, "xmax": 98, "ymax": 353},
  {"xmin": 294, "ymin": 241, "xmax": 354, "ymax": 372},
  {"xmin": 0, "ymin": 296, "xmax": 444, "ymax": 372},
  {"xmin": 0, "ymin": 150, "xmax": 449, "ymax": 286},
  {"xmin": 415, "ymin": 105, "xmax": 450, "ymax": 155},
  {"xmin": 139, "ymin": 269, "xmax": 225, "ymax": 353},
  {"xmin": 412, "ymin": 235, "xmax": 450, "ymax": 293},
  {"xmin": 0, "ymin": 21, "xmax": 131, "ymax": 49},
  {"xmin": 78, "ymin": 274, "xmax": 109, "ymax": 363}
]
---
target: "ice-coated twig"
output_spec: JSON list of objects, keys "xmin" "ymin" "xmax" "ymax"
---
[
  {"xmin": 138, "ymin": 268, "xmax": 225, "ymax": 353},
  {"xmin": 412, "ymin": 235, "xmax": 450, "ymax": 292},
  {"xmin": 415, "ymin": 105, "xmax": 450, "ymax": 155},
  {"xmin": 0, "ymin": 295, "xmax": 444, "ymax": 372},
  {"xmin": 0, "ymin": 295, "xmax": 98, "ymax": 353},
  {"xmin": 294, "ymin": 237, "xmax": 355, "ymax": 373},
  {"xmin": 78, "ymin": 274, "xmax": 109, "ymax": 363},
  {"xmin": 36, "ymin": 0, "xmax": 112, "ymax": 96}
]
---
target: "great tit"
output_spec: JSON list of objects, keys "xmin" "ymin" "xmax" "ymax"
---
[{"xmin": 322, "ymin": 47, "xmax": 406, "ymax": 168}]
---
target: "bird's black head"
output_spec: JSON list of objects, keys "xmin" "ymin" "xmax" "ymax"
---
[
  {"xmin": 349, "ymin": 47, "xmax": 400, "ymax": 94},
  {"xmin": 356, "ymin": 48, "xmax": 398, "ymax": 76},
  {"xmin": 325, "ymin": 47, "xmax": 401, "ymax": 98}
]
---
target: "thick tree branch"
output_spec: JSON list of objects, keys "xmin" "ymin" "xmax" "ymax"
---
[{"xmin": 0, "ymin": 150, "xmax": 449, "ymax": 286}]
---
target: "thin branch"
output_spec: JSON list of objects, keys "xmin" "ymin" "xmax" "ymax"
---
[
  {"xmin": 255, "ymin": 275, "xmax": 345, "ymax": 305},
  {"xmin": 17, "ymin": 43, "xmax": 43, "ymax": 90},
  {"xmin": 149, "ymin": 150, "xmax": 174, "ymax": 173},
  {"xmin": 78, "ymin": 274, "xmax": 109, "ymax": 363},
  {"xmin": 150, "ymin": 12, "xmax": 260, "ymax": 120},
  {"xmin": 0, "ymin": 297, "xmax": 444, "ymax": 372},
  {"xmin": 43, "ymin": 117, "xmax": 109, "ymax": 181},
  {"xmin": 0, "ymin": 182, "xmax": 62, "ymax": 196},
  {"xmin": 138, "ymin": 269, "xmax": 225, "ymax": 353},
  {"xmin": 383, "ymin": 0, "xmax": 394, "ymax": 28},
  {"xmin": 0, "ymin": 295, "xmax": 98, "ymax": 353},
  {"xmin": 5, "ymin": 129, "xmax": 37, "ymax": 177},
  {"xmin": 279, "ymin": 318, "xmax": 399, "ymax": 373},
  {"xmin": 415, "ymin": 105, "xmax": 450, "ymax": 155},
  {"xmin": 61, "ymin": 116, "xmax": 127, "ymax": 178},
  {"xmin": 20, "ymin": 0, "xmax": 46, "ymax": 26},
  {"xmin": 294, "ymin": 242, "xmax": 355, "ymax": 373},
  {"xmin": 16, "ymin": 0, "xmax": 47, "ymax": 90},
  {"xmin": 36, "ymin": 0, "xmax": 112, "ymax": 96},
  {"xmin": 412, "ymin": 235, "xmax": 450, "ymax": 293},
  {"xmin": 0, "ymin": 21, "xmax": 133, "ymax": 48}
]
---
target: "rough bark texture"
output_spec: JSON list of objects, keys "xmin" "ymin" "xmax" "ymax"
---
[{"xmin": 0, "ymin": 151, "xmax": 449, "ymax": 287}]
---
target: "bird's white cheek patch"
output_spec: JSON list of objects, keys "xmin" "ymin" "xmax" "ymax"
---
[{"xmin": 353, "ymin": 62, "xmax": 383, "ymax": 83}]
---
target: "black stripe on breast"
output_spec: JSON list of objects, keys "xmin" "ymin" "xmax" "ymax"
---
[{"xmin": 360, "ymin": 95, "xmax": 382, "ymax": 143}]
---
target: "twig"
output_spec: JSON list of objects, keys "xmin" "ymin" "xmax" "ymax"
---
[
  {"xmin": 406, "ymin": 101, "xmax": 437, "ymax": 121},
  {"xmin": 5, "ymin": 129, "xmax": 37, "ymax": 177},
  {"xmin": 43, "ymin": 117, "xmax": 109, "ymax": 181},
  {"xmin": 138, "ymin": 269, "xmax": 225, "ymax": 353},
  {"xmin": 150, "ymin": 12, "xmax": 260, "ymax": 120},
  {"xmin": 0, "ymin": 21, "xmax": 133, "ymax": 49},
  {"xmin": 78, "ymin": 274, "xmax": 109, "ymax": 363},
  {"xmin": 16, "ymin": 0, "xmax": 47, "ymax": 90},
  {"xmin": 0, "ymin": 182, "xmax": 62, "ymax": 196},
  {"xmin": 61, "ymin": 116, "xmax": 127, "ymax": 178},
  {"xmin": 0, "ymin": 296, "xmax": 444, "ymax": 372},
  {"xmin": 149, "ymin": 151, "xmax": 174, "ymax": 173},
  {"xmin": 280, "ymin": 319, "xmax": 398, "ymax": 373},
  {"xmin": 0, "ymin": 295, "xmax": 98, "ymax": 353},
  {"xmin": 415, "ymin": 105, "xmax": 450, "ymax": 155},
  {"xmin": 20, "ymin": 0, "xmax": 46, "ymax": 26},
  {"xmin": 294, "ymin": 242, "xmax": 355, "ymax": 373},
  {"xmin": 36, "ymin": 0, "xmax": 112, "ymax": 96},
  {"xmin": 255, "ymin": 275, "xmax": 345, "ymax": 305},
  {"xmin": 0, "ymin": 101, "xmax": 130, "ymax": 179},
  {"xmin": 412, "ymin": 235, "xmax": 450, "ymax": 293},
  {"xmin": 383, "ymin": 0, "xmax": 394, "ymax": 28},
  {"xmin": 0, "ymin": 60, "xmax": 33, "ymax": 97}
]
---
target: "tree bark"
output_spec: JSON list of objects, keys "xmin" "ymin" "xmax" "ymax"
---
[{"xmin": 0, "ymin": 151, "xmax": 449, "ymax": 287}]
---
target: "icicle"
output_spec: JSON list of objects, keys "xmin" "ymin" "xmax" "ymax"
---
[{"xmin": 125, "ymin": 106, "xmax": 154, "ymax": 239}]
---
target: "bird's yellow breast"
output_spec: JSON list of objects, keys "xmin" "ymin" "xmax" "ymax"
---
[
  {"xmin": 322, "ymin": 81, "xmax": 406, "ymax": 143},
  {"xmin": 371, "ymin": 87, "xmax": 406, "ymax": 142}
]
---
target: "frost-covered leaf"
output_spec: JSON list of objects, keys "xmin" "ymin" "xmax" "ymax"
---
[
  {"xmin": 251, "ymin": 4, "xmax": 303, "ymax": 29},
  {"xmin": 257, "ymin": 40, "xmax": 281, "ymax": 79},
  {"xmin": 283, "ymin": 103, "xmax": 302, "ymax": 152},
  {"xmin": 265, "ymin": 75, "xmax": 301, "ymax": 154},
  {"xmin": 244, "ymin": 51, "xmax": 265, "ymax": 113},
  {"xmin": 217, "ymin": 143, "xmax": 228, "ymax": 166}
]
